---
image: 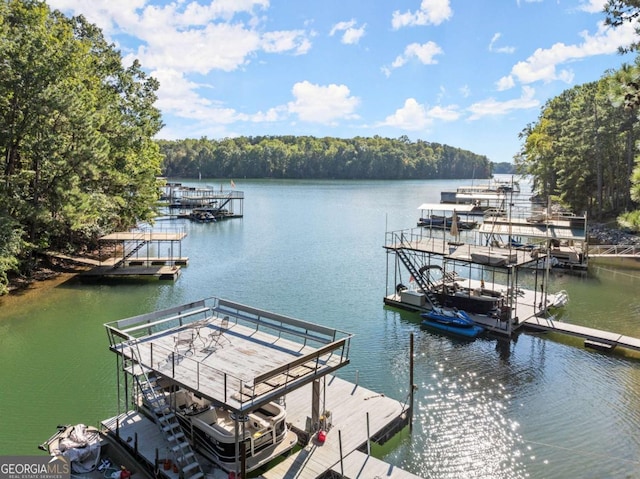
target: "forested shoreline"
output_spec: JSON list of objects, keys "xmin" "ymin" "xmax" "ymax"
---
[
  {"xmin": 0, "ymin": 1, "xmax": 163, "ymax": 294},
  {"xmin": 158, "ymin": 136, "xmax": 492, "ymax": 180},
  {"xmin": 3, "ymin": 0, "xmax": 640, "ymax": 295}
]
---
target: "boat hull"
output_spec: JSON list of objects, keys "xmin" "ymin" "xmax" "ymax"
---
[{"xmin": 420, "ymin": 309, "xmax": 485, "ymax": 339}]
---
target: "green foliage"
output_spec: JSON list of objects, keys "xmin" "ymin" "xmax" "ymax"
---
[
  {"xmin": 491, "ymin": 162, "xmax": 514, "ymax": 174},
  {"xmin": 516, "ymin": 69, "xmax": 640, "ymax": 219},
  {"xmin": 0, "ymin": 216, "xmax": 24, "ymax": 294},
  {"xmin": 617, "ymin": 209, "xmax": 640, "ymax": 231},
  {"xmin": 158, "ymin": 136, "xmax": 492, "ymax": 180},
  {"xmin": 0, "ymin": 0, "xmax": 163, "ymax": 291}
]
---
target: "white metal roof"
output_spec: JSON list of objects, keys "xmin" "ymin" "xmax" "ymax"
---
[{"xmin": 417, "ymin": 203, "xmax": 477, "ymax": 212}]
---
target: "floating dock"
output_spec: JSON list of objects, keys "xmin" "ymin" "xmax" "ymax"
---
[
  {"xmin": 159, "ymin": 183, "xmax": 245, "ymax": 221},
  {"xmin": 522, "ymin": 316, "xmax": 640, "ymax": 352},
  {"xmin": 262, "ymin": 375, "xmax": 414, "ymax": 479},
  {"xmin": 79, "ymin": 228, "xmax": 188, "ymax": 281},
  {"xmin": 103, "ymin": 298, "xmax": 414, "ymax": 478},
  {"xmin": 383, "ymin": 229, "xmax": 568, "ymax": 337}
]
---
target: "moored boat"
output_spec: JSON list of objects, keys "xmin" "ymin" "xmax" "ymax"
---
[
  {"xmin": 420, "ymin": 307, "xmax": 485, "ymax": 339},
  {"xmin": 136, "ymin": 377, "xmax": 296, "ymax": 473},
  {"xmin": 39, "ymin": 424, "xmax": 153, "ymax": 479}
]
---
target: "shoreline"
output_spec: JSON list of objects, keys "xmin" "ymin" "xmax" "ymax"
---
[
  {"xmin": 3, "ymin": 222, "xmax": 638, "ymax": 299},
  {"xmin": 5, "ymin": 256, "xmax": 89, "ymax": 297}
]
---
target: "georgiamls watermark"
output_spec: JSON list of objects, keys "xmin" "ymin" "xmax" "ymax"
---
[{"xmin": 0, "ymin": 456, "xmax": 69, "ymax": 479}]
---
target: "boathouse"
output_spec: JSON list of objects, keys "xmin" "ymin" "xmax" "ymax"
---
[
  {"xmin": 103, "ymin": 297, "xmax": 415, "ymax": 479},
  {"xmin": 80, "ymin": 226, "xmax": 188, "ymax": 281}
]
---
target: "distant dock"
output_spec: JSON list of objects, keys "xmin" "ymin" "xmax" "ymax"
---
[{"xmin": 74, "ymin": 227, "xmax": 189, "ymax": 281}]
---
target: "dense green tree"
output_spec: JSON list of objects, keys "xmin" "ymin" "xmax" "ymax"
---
[
  {"xmin": 516, "ymin": 71, "xmax": 640, "ymax": 222},
  {"xmin": 0, "ymin": 0, "xmax": 163, "ymax": 292},
  {"xmin": 604, "ymin": 1, "xmax": 640, "ymax": 228},
  {"xmin": 158, "ymin": 136, "xmax": 492, "ymax": 181}
]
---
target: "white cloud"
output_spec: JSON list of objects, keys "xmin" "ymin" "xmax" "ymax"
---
[
  {"xmin": 131, "ymin": 23, "xmax": 263, "ymax": 74},
  {"xmin": 48, "ymin": 0, "xmax": 311, "ymax": 74},
  {"xmin": 379, "ymin": 99, "xmax": 460, "ymax": 130},
  {"xmin": 510, "ymin": 21, "xmax": 637, "ymax": 85},
  {"xmin": 152, "ymin": 68, "xmax": 244, "ymax": 123},
  {"xmin": 489, "ymin": 33, "xmax": 515, "ymax": 54},
  {"xmin": 391, "ymin": 41, "xmax": 444, "ymax": 69},
  {"xmin": 47, "ymin": 0, "xmax": 269, "ymax": 34},
  {"xmin": 428, "ymin": 105, "xmax": 461, "ymax": 121},
  {"xmin": 392, "ymin": 0, "xmax": 453, "ymax": 29},
  {"xmin": 287, "ymin": 81, "xmax": 360, "ymax": 124},
  {"xmin": 330, "ymin": 20, "xmax": 366, "ymax": 45},
  {"xmin": 250, "ymin": 106, "xmax": 286, "ymax": 123},
  {"xmin": 467, "ymin": 86, "xmax": 539, "ymax": 120},
  {"xmin": 578, "ymin": 0, "xmax": 606, "ymax": 13},
  {"xmin": 380, "ymin": 98, "xmax": 431, "ymax": 130},
  {"xmin": 262, "ymin": 30, "xmax": 312, "ymax": 55},
  {"xmin": 496, "ymin": 75, "xmax": 515, "ymax": 91}
]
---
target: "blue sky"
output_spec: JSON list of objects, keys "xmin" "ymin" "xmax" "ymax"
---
[{"xmin": 46, "ymin": 0, "xmax": 638, "ymax": 164}]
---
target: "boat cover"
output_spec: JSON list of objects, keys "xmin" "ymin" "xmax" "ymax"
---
[{"xmin": 51, "ymin": 424, "xmax": 102, "ymax": 473}]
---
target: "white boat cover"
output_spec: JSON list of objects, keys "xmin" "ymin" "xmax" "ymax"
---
[{"xmin": 51, "ymin": 424, "xmax": 102, "ymax": 473}]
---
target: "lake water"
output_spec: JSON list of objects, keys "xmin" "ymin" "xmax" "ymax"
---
[{"xmin": 1, "ymin": 177, "xmax": 640, "ymax": 479}]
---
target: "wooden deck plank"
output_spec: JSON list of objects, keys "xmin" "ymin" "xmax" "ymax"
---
[
  {"xmin": 523, "ymin": 316, "xmax": 640, "ymax": 352},
  {"xmin": 332, "ymin": 450, "xmax": 423, "ymax": 478},
  {"xmin": 117, "ymin": 317, "xmax": 349, "ymax": 410},
  {"xmin": 81, "ymin": 265, "xmax": 181, "ymax": 280},
  {"xmin": 261, "ymin": 375, "xmax": 409, "ymax": 479}
]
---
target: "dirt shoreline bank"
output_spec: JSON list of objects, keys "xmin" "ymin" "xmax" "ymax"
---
[{"xmin": 6, "ymin": 256, "xmax": 90, "ymax": 295}]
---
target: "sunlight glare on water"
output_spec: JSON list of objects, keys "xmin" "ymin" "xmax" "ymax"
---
[{"xmin": 1, "ymin": 177, "xmax": 640, "ymax": 478}]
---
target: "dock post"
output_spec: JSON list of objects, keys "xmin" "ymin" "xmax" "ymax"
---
[
  {"xmin": 311, "ymin": 379, "xmax": 320, "ymax": 432},
  {"xmin": 338, "ymin": 429, "xmax": 344, "ymax": 475},
  {"xmin": 366, "ymin": 412, "xmax": 371, "ymax": 455},
  {"xmin": 410, "ymin": 332, "xmax": 415, "ymax": 433},
  {"xmin": 240, "ymin": 442, "xmax": 247, "ymax": 479}
]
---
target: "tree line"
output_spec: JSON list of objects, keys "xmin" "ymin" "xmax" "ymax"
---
[
  {"xmin": 158, "ymin": 135, "xmax": 492, "ymax": 180},
  {"xmin": 515, "ymin": 0, "xmax": 640, "ymax": 228},
  {"xmin": 0, "ymin": 0, "xmax": 163, "ymax": 293}
]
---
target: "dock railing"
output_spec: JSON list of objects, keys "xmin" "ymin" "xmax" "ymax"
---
[
  {"xmin": 105, "ymin": 297, "xmax": 353, "ymax": 411},
  {"xmin": 589, "ymin": 244, "xmax": 640, "ymax": 256}
]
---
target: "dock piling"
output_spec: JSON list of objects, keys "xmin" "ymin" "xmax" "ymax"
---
[{"xmin": 409, "ymin": 333, "xmax": 414, "ymax": 433}]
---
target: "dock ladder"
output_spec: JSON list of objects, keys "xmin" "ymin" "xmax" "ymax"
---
[
  {"xmin": 125, "ymin": 344, "xmax": 204, "ymax": 479},
  {"xmin": 394, "ymin": 247, "xmax": 441, "ymax": 309}
]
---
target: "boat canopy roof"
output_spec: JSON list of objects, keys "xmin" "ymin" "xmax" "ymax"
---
[
  {"xmin": 455, "ymin": 193, "xmax": 506, "ymax": 200},
  {"xmin": 478, "ymin": 222, "xmax": 586, "ymax": 241},
  {"xmin": 417, "ymin": 203, "xmax": 476, "ymax": 212}
]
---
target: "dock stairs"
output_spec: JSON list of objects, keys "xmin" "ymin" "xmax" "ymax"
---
[
  {"xmin": 113, "ymin": 232, "xmax": 148, "ymax": 269},
  {"xmin": 124, "ymin": 345, "xmax": 204, "ymax": 479},
  {"xmin": 394, "ymin": 247, "xmax": 441, "ymax": 308}
]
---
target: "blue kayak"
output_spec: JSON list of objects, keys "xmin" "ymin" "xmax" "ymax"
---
[{"xmin": 420, "ymin": 307, "xmax": 485, "ymax": 339}]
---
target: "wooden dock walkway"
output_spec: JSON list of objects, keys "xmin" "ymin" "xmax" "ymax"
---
[
  {"xmin": 522, "ymin": 316, "xmax": 640, "ymax": 352},
  {"xmin": 80, "ymin": 264, "xmax": 181, "ymax": 280},
  {"xmin": 330, "ymin": 450, "xmax": 422, "ymax": 478},
  {"xmin": 261, "ymin": 375, "xmax": 412, "ymax": 479}
]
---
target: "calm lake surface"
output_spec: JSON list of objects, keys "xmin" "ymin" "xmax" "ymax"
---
[{"xmin": 2, "ymin": 176, "xmax": 640, "ymax": 479}]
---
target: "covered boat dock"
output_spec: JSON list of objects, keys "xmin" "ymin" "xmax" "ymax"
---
[{"xmin": 103, "ymin": 297, "xmax": 414, "ymax": 478}]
